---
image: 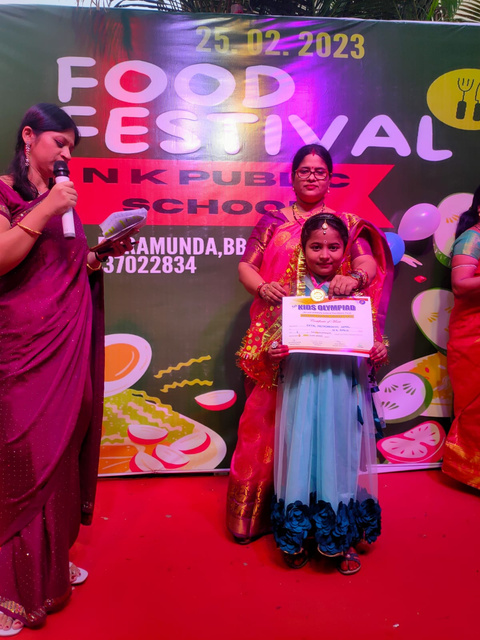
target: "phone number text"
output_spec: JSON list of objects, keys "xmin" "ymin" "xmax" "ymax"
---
[{"xmin": 103, "ymin": 255, "xmax": 197, "ymax": 275}]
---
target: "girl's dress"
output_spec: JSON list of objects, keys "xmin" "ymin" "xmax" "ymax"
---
[{"xmin": 272, "ymin": 277, "xmax": 380, "ymax": 555}]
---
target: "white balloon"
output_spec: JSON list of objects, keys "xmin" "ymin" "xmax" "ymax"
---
[{"xmin": 398, "ymin": 202, "xmax": 441, "ymax": 241}]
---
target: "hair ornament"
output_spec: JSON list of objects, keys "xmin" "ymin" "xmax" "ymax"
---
[{"xmin": 322, "ymin": 220, "xmax": 328, "ymax": 235}]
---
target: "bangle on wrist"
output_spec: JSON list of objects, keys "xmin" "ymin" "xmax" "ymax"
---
[
  {"xmin": 16, "ymin": 222, "xmax": 42, "ymax": 237},
  {"xmin": 257, "ymin": 282, "xmax": 268, "ymax": 298},
  {"xmin": 349, "ymin": 268, "xmax": 368, "ymax": 290},
  {"xmin": 87, "ymin": 261, "xmax": 102, "ymax": 272}
]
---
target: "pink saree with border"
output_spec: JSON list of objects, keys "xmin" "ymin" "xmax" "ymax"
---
[{"xmin": 443, "ymin": 229, "xmax": 480, "ymax": 489}]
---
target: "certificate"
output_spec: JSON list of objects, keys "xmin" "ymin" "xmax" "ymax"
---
[{"xmin": 282, "ymin": 294, "xmax": 374, "ymax": 357}]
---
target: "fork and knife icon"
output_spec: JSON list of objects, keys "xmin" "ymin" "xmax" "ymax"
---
[{"xmin": 456, "ymin": 78, "xmax": 480, "ymax": 121}]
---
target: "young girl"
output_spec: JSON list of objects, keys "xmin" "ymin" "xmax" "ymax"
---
[
  {"xmin": 227, "ymin": 147, "xmax": 392, "ymax": 547},
  {"xmin": 268, "ymin": 214, "xmax": 387, "ymax": 572}
]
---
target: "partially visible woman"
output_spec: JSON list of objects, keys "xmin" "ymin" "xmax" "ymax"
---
[
  {"xmin": 443, "ymin": 185, "xmax": 480, "ymax": 490},
  {"xmin": 226, "ymin": 144, "xmax": 393, "ymax": 543},
  {"xmin": 0, "ymin": 103, "xmax": 131, "ymax": 635}
]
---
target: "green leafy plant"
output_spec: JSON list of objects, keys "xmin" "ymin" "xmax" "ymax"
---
[{"xmin": 77, "ymin": 0, "xmax": 480, "ymax": 21}]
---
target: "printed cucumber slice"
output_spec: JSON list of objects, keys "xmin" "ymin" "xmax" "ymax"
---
[
  {"xmin": 433, "ymin": 192, "xmax": 473, "ymax": 267},
  {"xmin": 411, "ymin": 288, "xmax": 454, "ymax": 353},
  {"xmin": 386, "ymin": 352, "xmax": 452, "ymax": 418},
  {"xmin": 378, "ymin": 371, "xmax": 433, "ymax": 423},
  {"xmin": 377, "ymin": 421, "xmax": 446, "ymax": 463}
]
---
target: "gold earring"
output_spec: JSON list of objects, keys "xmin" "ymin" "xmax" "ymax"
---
[{"xmin": 25, "ymin": 143, "xmax": 31, "ymax": 167}]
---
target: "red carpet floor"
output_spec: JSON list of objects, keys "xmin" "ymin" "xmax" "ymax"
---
[{"xmin": 19, "ymin": 469, "xmax": 479, "ymax": 640}]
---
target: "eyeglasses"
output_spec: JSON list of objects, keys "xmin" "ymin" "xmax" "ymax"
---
[{"xmin": 296, "ymin": 168, "xmax": 330, "ymax": 181}]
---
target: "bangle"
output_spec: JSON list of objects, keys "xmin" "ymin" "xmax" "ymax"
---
[
  {"xmin": 87, "ymin": 261, "xmax": 102, "ymax": 272},
  {"xmin": 258, "ymin": 282, "xmax": 269, "ymax": 299},
  {"xmin": 95, "ymin": 251, "xmax": 110, "ymax": 263},
  {"xmin": 16, "ymin": 222, "xmax": 42, "ymax": 237},
  {"xmin": 256, "ymin": 282, "xmax": 267, "ymax": 298},
  {"xmin": 349, "ymin": 268, "xmax": 369, "ymax": 290}
]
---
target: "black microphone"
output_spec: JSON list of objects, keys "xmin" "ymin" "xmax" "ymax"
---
[{"xmin": 53, "ymin": 160, "xmax": 75, "ymax": 239}]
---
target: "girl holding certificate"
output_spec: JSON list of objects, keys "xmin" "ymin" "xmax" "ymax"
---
[
  {"xmin": 266, "ymin": 214, "xmax": 388, "ymax": 572},
  {"xmin": 227, "ymin": 145, "xmax": 392, "ymax": 551}
]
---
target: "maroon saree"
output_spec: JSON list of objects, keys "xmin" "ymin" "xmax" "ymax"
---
[{"xmin": 0, "ymin": 181, "xmax": 104, "ymax": 627}]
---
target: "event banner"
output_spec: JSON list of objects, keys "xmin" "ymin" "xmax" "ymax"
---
[{"xmin": 0, "ymin": 7, "xmax": 478, "ymax": 474}]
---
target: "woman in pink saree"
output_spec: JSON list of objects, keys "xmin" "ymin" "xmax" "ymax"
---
[
  {"xmin": 226, "ymin": 145, "xmax": 392, "ymax": 557},
  {"xmin": 443, "ymin": 185, "xmax": 480, "ymax": 490},
  {"xmin": 0, "ymin": 104, "xmax": 129, "ymax": 635}
]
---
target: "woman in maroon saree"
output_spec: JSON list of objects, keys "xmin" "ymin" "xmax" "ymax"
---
[{"xmin": 0, "ymin": 104, "xmax": 129, "ymax": 635}]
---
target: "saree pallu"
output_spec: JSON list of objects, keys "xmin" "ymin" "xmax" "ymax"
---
[
  {"xmin": 226, "ymin": 384, "xmax": 276, "ymax": 539},
  {"xmin": 443, "ymin": 231, "xmax": 480, "ymax": 489},
  {"xmin": 226, "ymin": 210, "xmax": 393, "ymax": 540},
  {"xmin": 226, "ymin": 211, "xmax": 294, "ymax": 539},
  {"xmin": 0, "ymin": 182, "xmax": 104, "ymax": 627}
]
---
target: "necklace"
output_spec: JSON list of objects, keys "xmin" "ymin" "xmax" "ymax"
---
[
  {"xmin": 307, "ymin": 270, "xmax": 330, "ymax": 302},
  {"xmin": 292, "ymin": 201, "xmax": 326, "ymax": 225}
]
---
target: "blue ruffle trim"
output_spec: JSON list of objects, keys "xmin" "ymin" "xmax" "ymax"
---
[{"xmin": 271, "ymin": 495, "xmax": 381, "ymax": 555}]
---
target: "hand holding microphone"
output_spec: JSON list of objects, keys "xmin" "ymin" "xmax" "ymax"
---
[{"xmin": 53, "ymin": 160, "xmax": 76, "ymax": 238}]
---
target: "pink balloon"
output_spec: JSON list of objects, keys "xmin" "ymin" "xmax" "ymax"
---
[{"xmin": 398, "ymin": 203, "xmax": 441, "ymax": 241}]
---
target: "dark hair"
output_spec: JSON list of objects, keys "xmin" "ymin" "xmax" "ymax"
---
[
  {"xmin": 455, "ymin": 185, "xmax": 480, "ymax": 239},
  {"xmin": 301, "ymin": 213, "xmax": 349, "ymax": 251},
  {"xmin": 8, "ymin": 103, "xmax": 80, "ymax": 201},
  {"xmin": 291, "ymin": 144, "xmax": 333, "ymax": 176}
]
